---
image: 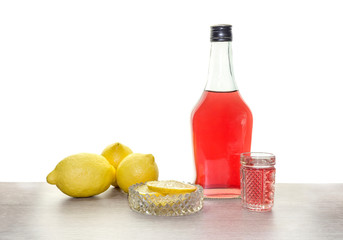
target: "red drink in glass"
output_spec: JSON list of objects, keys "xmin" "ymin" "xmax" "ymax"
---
[
  {"xmin": 241, "ymin": 166, "xmax": 275, "ymax": 211},
  {"xmin": 240, "ymin": 152, "xmax": 276, "ymax": 211}
]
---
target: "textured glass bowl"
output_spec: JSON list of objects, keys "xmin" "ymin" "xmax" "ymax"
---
[{"xmin": 128, "ymin": 183, "xmax": 204, "ymax": 216}]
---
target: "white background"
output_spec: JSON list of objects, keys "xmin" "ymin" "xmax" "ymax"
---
[{"xmin": 0, "ymin": 0, "xmax": 342, "ymax": 183}]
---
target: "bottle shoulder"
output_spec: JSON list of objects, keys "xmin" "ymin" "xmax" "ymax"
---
[
  {"xmin": 192, "ymin": 90, "xmax": 252, "ymax": 118},
  {"xmin": 194, "ymin": 90, "xmax": 250, "ymax": 106}
]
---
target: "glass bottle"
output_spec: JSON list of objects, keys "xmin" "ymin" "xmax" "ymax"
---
[{"xmin": 191, "ymin": 25, "xmax": 253, "ymax": 198}]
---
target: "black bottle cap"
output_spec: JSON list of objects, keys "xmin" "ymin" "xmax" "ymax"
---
[{"xmin": 211, "ymin": 24, "xmax": 232, "ymax": 42}]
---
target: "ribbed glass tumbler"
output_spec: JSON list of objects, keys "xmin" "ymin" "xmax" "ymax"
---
[{"xmin": 240, "ymin": 152, "xmax": 276, "ymax": 212}]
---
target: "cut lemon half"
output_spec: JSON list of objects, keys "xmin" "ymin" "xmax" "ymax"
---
[
  {"xmin": 146, "ymin": 180, "xmax": 197, "ymax": 195},
  {"xmin": 136, "ymin": 184, "xmax": 163, "ymax": 197}
]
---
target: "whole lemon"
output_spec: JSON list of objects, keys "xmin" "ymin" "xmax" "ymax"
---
[
  {"xmin": 46, "ymin": 153, "xmax": 116, "ymax": 198},
  {"xmin": 117, "ymin": 153, "xmax": 159, "ymax": 193},
  {"xmin": 101, "ymin": 142, "xmax": 133, "ymax": 169},
  {"xmin": 101, "ymin": 142, "xmax": 132, "ymax": 187}
]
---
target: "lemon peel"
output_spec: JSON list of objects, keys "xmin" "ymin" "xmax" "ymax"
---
[
  {"xmin": 101, "ymin": 142, "xmax": 132, "ymax": 187},
  {"xmin": 101, "ymin": 142, "xmax": 133, "ymax": 169},
  {"xmin": 116, "ymin": 153, "xmax": 158, "ymax": 193},
  {"xmin": 47, "ymin": 153, "xmax": 116, "ymax": 198}
]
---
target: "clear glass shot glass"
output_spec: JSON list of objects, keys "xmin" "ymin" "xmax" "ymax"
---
[{"xmin": 240, "ymin": 152, "xmax": 276, "ymax": 212}]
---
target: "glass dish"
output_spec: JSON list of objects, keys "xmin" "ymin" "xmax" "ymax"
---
[{"xmin": 128, "ymin": 182, "xmax": 204, "ymax": 216}]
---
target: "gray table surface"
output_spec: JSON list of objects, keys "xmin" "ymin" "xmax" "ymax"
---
[{"xmin": 1, "ymin": 183, "xmax": 343, "ymax": 240}]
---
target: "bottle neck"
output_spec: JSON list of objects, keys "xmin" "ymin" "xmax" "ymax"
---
[{"xmin": 205, "ymin": 41, "xmax": 238, "ymax": 92}]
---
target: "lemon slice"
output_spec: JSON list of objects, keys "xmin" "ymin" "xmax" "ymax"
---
[
  {"xmin": 136, "ymin": 184, "xmax": 163, "ymax": 197},
  {"xmin": 146, "ymin": 180, "xmax": 197, "ymax": 194}
]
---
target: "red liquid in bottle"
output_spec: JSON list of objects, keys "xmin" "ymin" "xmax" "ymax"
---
[{"xmin": 191, "ymin": 90, "xmax": 253, "ymax": 198}]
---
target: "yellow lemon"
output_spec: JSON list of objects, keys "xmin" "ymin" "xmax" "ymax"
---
[
  {"xmin": 46, "ymin": 153, "xmax": 116, "ymax": 198},
  {"xmin": 101, "ymin": 142, "xmax": 132, "ymax": 187},
  {"xmin": 117, "ymin": 153, "xmax": 158, "ymax": 193},
  {"xmin": 146, "ymin": 180, "xmax": 197, "ymax": 195},
  {"xmin": 136, "ymin": 184, "xmax": 163, "ymax": 197},
  {"xmin": 134, "ymin": 184, "xmax": 172, "ymax": 207},
  {"xmin": 133, "ymin": 183, "xmax": 191, "ymax": 207},
  {"xmin": 101, "ymin": 142, "xmax": 133, "ymax": 168}
]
